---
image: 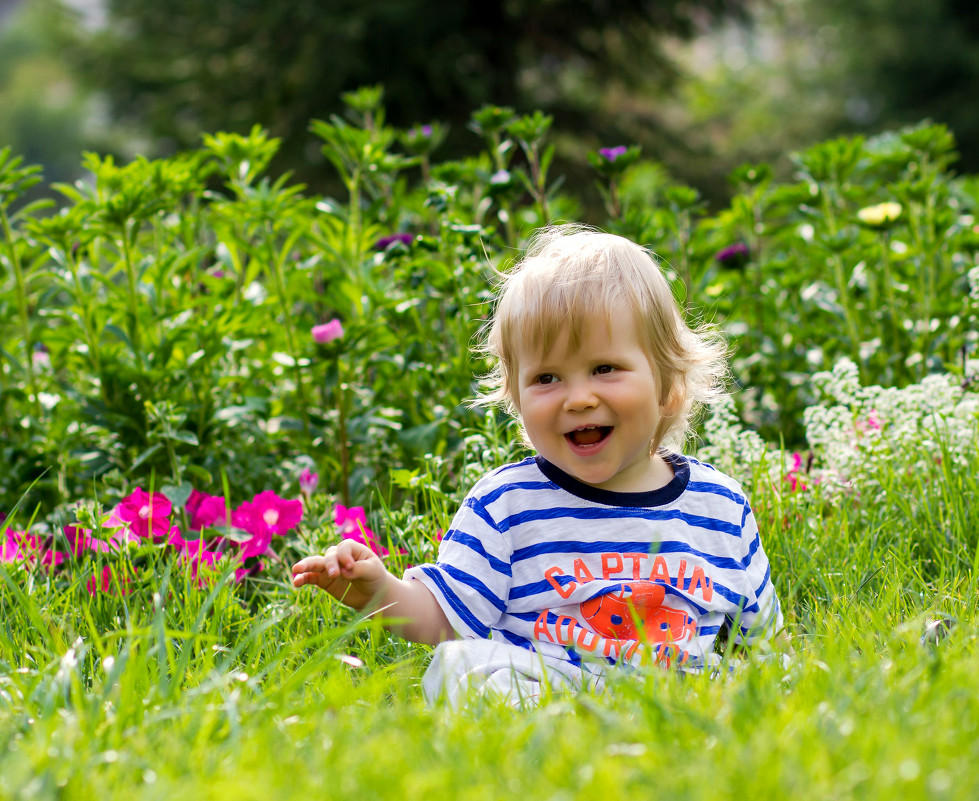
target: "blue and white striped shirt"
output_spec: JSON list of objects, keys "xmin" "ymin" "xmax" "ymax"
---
[{"xmin": 405, "ymin": 453, "xmax": 782, "ymax": 675}]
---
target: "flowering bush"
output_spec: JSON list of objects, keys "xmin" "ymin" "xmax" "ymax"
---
[
  {"xmin": 1, "ymin": 90, "xmax": 978, "ymax": 587},
  {"xmin": 0, "ymin": 486, "xmax": 305, "ymax": 592},
  {"xmin": 803, "ymin": 358, "xmax": 979, "ymax": 493},
  {"xmin": 697, "ymin": 357, "xmax": 979, "ymax": 511}
]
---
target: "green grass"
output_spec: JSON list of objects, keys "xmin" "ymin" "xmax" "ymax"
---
[{"xmin": 3, "ymin": 445, "xmax": 979, "ymax": 800}]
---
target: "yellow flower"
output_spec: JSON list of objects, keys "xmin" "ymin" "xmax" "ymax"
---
[{"xmin": 857, "ymin": 202, "xmax": 903, "ymax": 228}]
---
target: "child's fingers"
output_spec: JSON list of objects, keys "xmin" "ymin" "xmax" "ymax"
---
[
  {"xmin": 291, "ymin": 555, "xmax": 328, "ymax": 575},
  {"xmin": 292, "ymin": 541, "xmax": 378, "ymax": 589},
  {"xmin": 292, "ymin": 548, "xmax": 341, "ymax": 588},
  {"xmin": 291, "ymin": 571, "xmax": 321, "ymax": 588},
  {"xmin": 333, "ymin": 538, "xmax": 376, "ymax": 569}
]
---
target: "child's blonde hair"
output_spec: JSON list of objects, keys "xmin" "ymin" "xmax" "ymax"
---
[{"xmin": 478, "ymin": 225, "xmax": 729, "ymax": 451}]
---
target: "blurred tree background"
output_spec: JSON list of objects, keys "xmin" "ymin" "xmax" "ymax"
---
[{"xmin": 2, "ymin": 0, "xmax": 978, "ymax": 208}]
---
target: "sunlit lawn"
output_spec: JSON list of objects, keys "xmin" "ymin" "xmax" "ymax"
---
[{"xmin": 3, "ymin": 450, "xmax": 978, "ymax": 801}]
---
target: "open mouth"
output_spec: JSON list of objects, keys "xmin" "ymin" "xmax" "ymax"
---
[{"xmin": 565, "ymin": 425, "xmax": 612, "ymax": 447}]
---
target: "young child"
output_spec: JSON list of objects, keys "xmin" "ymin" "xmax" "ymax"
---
[{"xmin": 292, "ymin": 225, "xmax": 783, "ymax": 706}]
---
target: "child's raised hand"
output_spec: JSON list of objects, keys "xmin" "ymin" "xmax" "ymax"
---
[{"xmin": 292, "ymin": 539, "xmax": 388, "ymax": 611}]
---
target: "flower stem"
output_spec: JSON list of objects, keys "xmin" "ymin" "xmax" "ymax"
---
[
  {"xmin": 120, "ymin": 223, "xmax": 143, "ymax": 358},
  {"xmin": 336, "ymin": 359, "xmax": 351, "ymax": 507},
  {"xmin": 879, "ymin": 233, "xmax": 899, "ymax": 367},
  {"xmin": 0, "ymin": 205, "xmax": 39, "ymax": 415},
  {"xmin": 831, "ymin": 253, "xmax": 863, "ymax": 364},
  {"xmin": 821, "ymin": 192, "xmax": 862, "ymax": 364},
  {"xmin": 269, "ymin": 227, "xmax": 311, "ymax": 440}
]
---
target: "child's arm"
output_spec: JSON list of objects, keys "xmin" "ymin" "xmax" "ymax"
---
[{"xmin": 291, "ymin": 539, "xmax": 455, "ymax": 645}]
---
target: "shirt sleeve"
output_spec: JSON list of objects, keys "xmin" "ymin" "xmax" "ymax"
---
[
  {"xmin": 403, "ymin": 490, "xmax": 513, "ymax": 639},
  {"xmin": 731, "ymin": 500, "xmax": 783, "ymax": 645}
]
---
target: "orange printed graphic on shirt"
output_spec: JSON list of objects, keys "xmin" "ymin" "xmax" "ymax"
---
[
  {"xmin": 579, "ymin": 580, "xmax": 696, "ymax": 645},
  {"xmin": 535, "ymin": 553, "xmax": 708, "ymax": 669}
]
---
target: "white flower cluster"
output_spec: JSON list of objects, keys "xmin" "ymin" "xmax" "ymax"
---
[
  {"xmin": 696, "ymin": 395, "xmax": 774, "ymax": 491},
  {"xmin": 802, "ymin": 357, "xmax": 979, "ymax": 495},
  {"xmin": 970, "ymin": 265, "xmax": 979, "ymax": 304},
  {"xmin": 697, "ymin": 357, "xmax": 979, "ymax": 501}
]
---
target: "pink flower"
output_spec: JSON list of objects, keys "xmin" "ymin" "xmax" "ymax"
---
[
  {"xmin": 335, "ymin": 505, "xmax": 387, "ymax": 556},
  {"xmin": 857, "ymin": 410, "xmax": 882, "ymax": 433},
  {"xmin": 232, "ymin": 491, "xmax": 302, "ymax": 559},
  {"xmin": 1, "ymin": 531, "xmax": 23, "ymax": 562},
  {"xmin": 167, "ymin": 525, "xmax": 236, "ymax": 586},
  {"xmin": 312, "ymin": 319, "xmax": 344, "ymax": 344},
  {"xmin": 0, "ymin": 531, "xmax": 66, "ymax": 570},
  {"xmin": 86, "ymin": 565, "xmax": 133, "ymax": 597},
  {"xmin": 299, "ymin": 468, "xmax": 319, "ymax": 497},
  {"xmin": 189, "ymin": 494, "xmax": 229, "ymax": 531},
  {"xmin": 238, "ymin": 529, "xmax": 272, "ymax": 560},
  {"xmin": 116, "ymin": 488, "xmax": 172, "ymax": 540},
  {"xmin": 786, "ymin": 452, "xmax": 808, "ymax": 492},
  {"xmin": 104, "ymin": 506, "xmax": 142, "ymax": 548},
  {"xmin": 40, "ymin": 547, "xmax": 66, "ymax": 570},
  {"xmin": 63, "ymin": 525, "xmax": 114, "ymax": 557},
  {"xmin": 32, "ymin": 344, "xmax": 50, "ymax": 369},
  {"xmin": 7, "ymin": 530, "xmax": 41, "ymax": 559},
  {"xmin": 171, "ymin": 526, "xmax": 224, "ymax": 564},
  {"xmin": 233, "ymin": 491, "xmax": 302, "ymax": 537},
  {"xmin": 186, "ymin": 488, "xmax": 208, "ymax": 520}
]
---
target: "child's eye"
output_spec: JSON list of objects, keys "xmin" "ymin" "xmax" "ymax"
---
[
  {"xmin": 595, "ymin": 364, "xmax": 615, "ymax": 375},
  {"xmin": 536, "ymin": 374, "xmax": 557, "ymax": 385}
]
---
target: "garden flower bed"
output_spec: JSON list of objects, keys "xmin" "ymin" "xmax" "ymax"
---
[{"xmin": 1, "ymin": 89, "xmax": 978, "ymax": 798}]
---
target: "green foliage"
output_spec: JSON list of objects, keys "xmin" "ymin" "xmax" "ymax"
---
[
  {"xmin": 0, "ymin": 93, "xmax": 976, "ymax": 522},
  {"xmin": 2, "ymin": 409, "xmax": 979, "ymax": 798}
]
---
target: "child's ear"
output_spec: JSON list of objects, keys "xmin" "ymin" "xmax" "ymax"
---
[{"xmin": 659, "ymin": 379, "xmax": 685, "ymax": 424}]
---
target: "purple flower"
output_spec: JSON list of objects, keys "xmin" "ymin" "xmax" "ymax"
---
[
  {"xmin": 599, "ymin": 146, "xmax": 628, "ymax": 163},
  {"xmin": 714, "ymin": 242, "xmax": 750, "ymax": 270},
  {"xmin": 413, "ymin": 124, "xmax": 433, "ymax": 138},
  {"xmin": 373, "ymin": 233, "xmax": 414, "ymax": 251},
  {"xmin": 312, "ymin": 319, "xmax": 344, "ymax": 344}
]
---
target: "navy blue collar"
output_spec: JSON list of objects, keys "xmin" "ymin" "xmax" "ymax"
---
[{"xmin": 534, "ymin": 451, "xmax": 690, "ymax": 507}]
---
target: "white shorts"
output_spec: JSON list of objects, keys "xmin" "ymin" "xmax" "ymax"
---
[{"xmin": 423, "ymin": 638, "xmax": 601, "ymax": 709}]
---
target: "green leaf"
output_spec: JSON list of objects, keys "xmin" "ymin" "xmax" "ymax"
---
[
  {"xmin": 185, "ymin": 464, "xmax": 213, "ymax": 485},
  {"xmin": 166, "ymin": 430, "xmax": 200, "ymax": 446},
  {"xmin": 161, "ymin": 480, "xmax": 194, "ymax": 509},
  {"xmin": 131, "ymin": 443, "xmax": 164, "ymax": 471}
]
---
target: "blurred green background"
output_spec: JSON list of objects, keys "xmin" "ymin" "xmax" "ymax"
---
[{"xmin": 4, "ymin": 0, "xmax": 979, "ymax": 211}]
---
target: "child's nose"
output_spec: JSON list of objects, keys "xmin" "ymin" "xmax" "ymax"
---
[{"xmin": 564, "ymin": 379, "xmax": 598, "ymax": 411}]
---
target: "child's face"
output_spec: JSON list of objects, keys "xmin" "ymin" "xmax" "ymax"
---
[{"xmin": 515, "ymin": 313, "xmax": 670, "ymax": 493}]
